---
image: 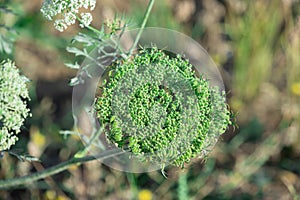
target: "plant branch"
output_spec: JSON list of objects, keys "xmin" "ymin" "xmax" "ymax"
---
[
  {"xmin": 128, "ymin": 0, "xmax": 155, "ymax": 55},
  {"xmin": 0, "ymin": 149, "xmax": 124, "ymax": 189}
]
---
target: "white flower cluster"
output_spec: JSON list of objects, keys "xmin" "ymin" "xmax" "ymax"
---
[
  {"xmin": 40, "ymin": 0, "xmax": 96, "ymax": 32},
  {"xmin": 0, "ymin": 60, "xmax": 30, "ymax": 151}
]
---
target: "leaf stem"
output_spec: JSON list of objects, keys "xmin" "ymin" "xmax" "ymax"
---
[
  {"xmin": 128, "ymin": 0, "xmax": 155, "ymax": 55},
  {"xmin": 0, "ymin": 149, "xmax": 124, "ymax": 189}
]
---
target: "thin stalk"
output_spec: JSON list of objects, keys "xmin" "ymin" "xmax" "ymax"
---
[
  {"xmin": 76, "ymin": 16, "xmax": 103, "ymax": 35},
  {"xmin": 0, "ymin": 149, "xmax": 124, "ymax": 189},
  {"xmin": 74, "ymin": 126, "xmax": 104, "ymax": 158},
  {"xmin": 128, "ymin": 0, "xmax": 155, "ymax": 55}
]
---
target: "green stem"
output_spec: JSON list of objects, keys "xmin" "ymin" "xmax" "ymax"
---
[
  {"xmin": 0, "ymin": 149, "xmax": 124, "ymax": 189},
  {"xmin": 74, "ymin": 126, "xmax": 104, "ymax": 158},
  {"xmin": 76, "ymin": 16, "xmax": 103, "ymax": 35},
  {"xmin": 128, "ymin": 0, "xmax": 155, "ymax": 55}
]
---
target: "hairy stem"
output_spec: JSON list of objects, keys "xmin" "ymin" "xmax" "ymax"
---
[
  {"xmin": 0, "ymin": 149, "xmax": 124, "ymax": 189},
  {"xmin": 128, "ymin": 0, "xmax": 155, "ymax": 55}
]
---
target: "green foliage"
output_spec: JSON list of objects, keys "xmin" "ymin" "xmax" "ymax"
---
[
  {"xmin": 0, "ymin": 59, "xmax": 30, "ymax": 151},
  {"xmin": 66, "ymin": 17, "xmax": 128, "ymax": 86},
  {"xmin": 95, "ymin": 47, "xmax": 231, "ymax": 168},
  {"xmin": 227, "ymin": 0, "xmax": 282, "ymax": 105},
  {"xmin": 0, "ymin": 6, "xmax": 17, "ymax": 55}
]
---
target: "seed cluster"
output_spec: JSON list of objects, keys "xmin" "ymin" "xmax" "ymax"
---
[
  {"xmin": 0, "ymin": 60, "xmax": 30, "ymax": 151},
  {"xmin": 95, "ymin": 48, "xmax": 231, "ymax": 168}
]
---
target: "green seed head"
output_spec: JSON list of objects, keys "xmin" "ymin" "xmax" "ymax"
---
[{"xmin": 95, "ymin": 47, "xmax": 231, "ymax": 168}]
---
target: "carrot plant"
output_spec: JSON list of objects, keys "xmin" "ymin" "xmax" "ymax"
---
[{"xmin": 0, "ymin": 0, "xmax": 232, "ymax": 189}]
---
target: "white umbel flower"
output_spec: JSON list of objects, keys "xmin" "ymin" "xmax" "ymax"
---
[
  {"xmin": 54, "ymin": 19, "xmax": 67, "ymax": 32},
  {"xmin": 0, "ymin": 60, "xmax": 30, "ymax": 151},
  {"xmin": 40, "ymin": 0, "xmax": 97, "ymax": 32},
  {"xmin": 89, "ymin": 0, "xmax": 96, "ymax": 10},
  {"xmin": 64, "ymin": 12, "xmax": 76, "ymax": 26},
  {"xmin": 79, "ymin": 12, "xmax": 93, "ymax": 28}
]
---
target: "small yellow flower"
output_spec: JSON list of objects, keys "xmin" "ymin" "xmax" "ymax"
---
[
  {"xmin": 45, "ymin": 190, "xmax": 56, "ymax": 200},
  {"xmin": 44, "ymin": 190, "xmax": 69, "ymax": 200},
  {"xmin": 31, "ymin": 127, "xmax": 46, "ymax": 147},
  {"xmin": 291, "ymin": 82, "xmax": 300, "ymax": 96},
  {"xmin": 57, "ymin": 195, "xmax": 69, "ymax": 200},
  {"xmin": 69, "ymin": 163, "xmax": 79, "ymax": 171},
  {"xmin": 138, "ymin": 189, "xmax": 153, "ymax": 200}
]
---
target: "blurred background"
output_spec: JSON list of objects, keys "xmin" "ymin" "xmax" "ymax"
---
[{"xmin": 0, "ymin": 0, "xmax": 300, "ymax": 199}]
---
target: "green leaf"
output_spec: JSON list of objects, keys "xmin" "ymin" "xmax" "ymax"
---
[
  {"xmin": 0, "ymin": 35, "xmax": 13, "ymax": 54},
  {"xmin": 65, "ymin": 62, "xmax": 80, "ymax": 69},
  {"xmin": 69, "ymin": 77, "xmax": 81, "ymax": 86},
  {"xmin": 72, "ymin": 33, "xmax": 96, "ymax": 46},
  {"xmin": 66, "ymin": 47, "xmax": 89, "ymax": 57}
]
